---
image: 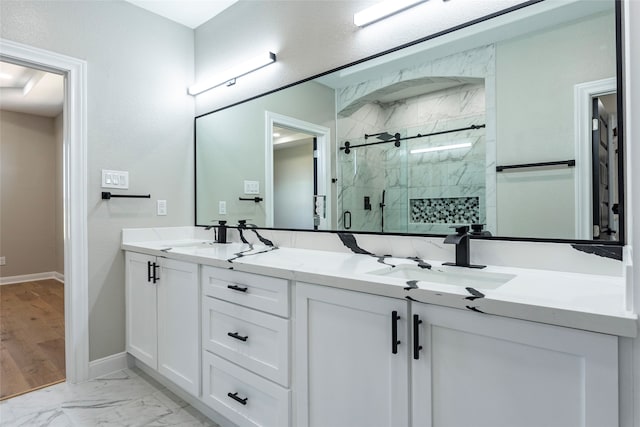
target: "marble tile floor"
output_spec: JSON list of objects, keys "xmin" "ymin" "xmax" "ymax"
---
[{"xmin": 0, "ymin": 368, "xmax": 220, "ymax": 426}]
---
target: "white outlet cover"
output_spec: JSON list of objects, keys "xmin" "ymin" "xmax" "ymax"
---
[{"xmin": 157, "ymin": 200, "xmax": 167, "ymax": 216}]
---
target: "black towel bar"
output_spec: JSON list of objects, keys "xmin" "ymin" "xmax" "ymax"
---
[
  {"xmin": 102, "ymin": 192, "xmax": 151, "ymax": 199},
  {"xmin": 496, "ymin": 159, "xmax": 576, "ymax": 172}
]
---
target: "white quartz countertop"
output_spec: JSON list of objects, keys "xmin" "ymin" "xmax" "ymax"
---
[{"xmin": 122, "ymin": 237, "xmax": 637, "ymax": 338}]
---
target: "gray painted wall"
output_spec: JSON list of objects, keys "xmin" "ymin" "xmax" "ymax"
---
[
  {"xmin": 0, "ymin": 110, "xmax": 61, "ymax": 277},
  {"xmin": 195, "ymin": 80, "xmax": 334, "ymax": 226},
  {"xmin": 496, "ymin": 11, "xmax": 615, "ymax": 239},
  {"xmin": 0, "ymin": 0, "xmax": 194, "ymax": 360},
  {"xmin": 194, "ymin": 0, "xmax": 529, "ymax": 115},
  {"xmin": 55, "ymin": 113, "xmax": 64, "ymax": 274},
  {"xmin": 274, "ymin": 141, "xmax": 314, "ymax": 229}
]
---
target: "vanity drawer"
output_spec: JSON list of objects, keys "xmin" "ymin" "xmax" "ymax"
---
[
  {"xmin": 203, "ymin": 297, "xmax": 289, "ymax": 386},
  {"xmin": 201, "ymin": 266, "xmax": 289, "ymax": 317},
  {"xmin": 202, "ymin": 351, "xmax": 290, "ymax": 427}
]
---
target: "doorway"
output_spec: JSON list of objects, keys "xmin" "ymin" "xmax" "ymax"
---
[
  {"xmin": 591, "ymin": 93, "xmax": 618, "ymax": 240},
  {"xmin": 574, "ymin": 77, "xmax": 618, "ymax": 240},
  {"xmin": 0, "ymin": 38, "xmax": 89, "ymax": 388},
  {"xmin": 265, "ymin": 111, "xmax": 331, "ymax": 230},
  {"xmin": 272, "ymin": 126, "xmax": 317, "ymax": 229},
  {"xmin": 0, "ymin": 61, "xmax": 66, "ymax": 399}
]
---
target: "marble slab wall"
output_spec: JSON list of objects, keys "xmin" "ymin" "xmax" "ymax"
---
[
  {"xmin": 336, "ymin": 45, "xmax": 496, "ymax": 235},
  {"xmin": 338, "ymin": 83, "xmax": 486, "ymax": 234}
]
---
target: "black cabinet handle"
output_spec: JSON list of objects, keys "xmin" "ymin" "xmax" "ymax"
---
[
  {"xmin": 227, "ymin": 284, "xmax": 248, "ymax": 293},
  {"xmin": 152, "ymin": 262, "xmax": 159, "ymax": 283},
  {"xmin": 413, "ymin": 314, "xmax": 423, "ymax": 360},
  {"xmin": 227, "ymin": 392, "xmax": 248, "ymax": 405},
  {"xmin": 147, "ymin": 261, "xmax": 152, "ymax": 282},
  {"xmin": 391, "ymin": 311, "xmax": 401, "ymax": 354},
  {"xmin": 227, "ymin": 332, "xmax": 248, "ymax": 342}
]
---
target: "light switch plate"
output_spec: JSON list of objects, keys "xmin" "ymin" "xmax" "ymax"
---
[
  {"xmin": 157, "ymin": 200, "xmax": 167, "ymax": 216},
  {"xmin": 102, "ymin": 169, "xmax": 129, "ymax": 189},
  {"xmin": 0, "ymin": 256, "xmax": 5, "ymax": 266},
  {"xmin": 244, "ymin": 180, "xmax": 259, "ymax": 194},
  {"xmin": 219, "ymin": 201, "xmax": 227, "ymax": 215}
]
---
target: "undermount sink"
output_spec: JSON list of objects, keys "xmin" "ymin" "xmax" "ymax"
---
[{"xmin": 367, "ymin": 264, "xmax": 516, "ymax": 290}]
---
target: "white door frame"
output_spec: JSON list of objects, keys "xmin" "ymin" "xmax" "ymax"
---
[
  {"xmin": 0, "ymin": 39, "xmax": 89, "ymax": 383},
  {"xmin": 573, "ymin": 77, "xmax": 616, "ymax": 240},
  {"xmin": 265, "ymin": 111, "xmax": 331, "ymax": 229}
]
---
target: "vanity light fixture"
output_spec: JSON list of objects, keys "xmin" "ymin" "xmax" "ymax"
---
[
  {"xmin": 188, "ymin": 51, "xmax": 276, "ymax": 96},
  {"xmin": 410, "ymin": 141, "xmax": 472, "ymax": 154},
  {"xmin": 354, "ymin": 0, "xmax": 428, "ymax": 27}
]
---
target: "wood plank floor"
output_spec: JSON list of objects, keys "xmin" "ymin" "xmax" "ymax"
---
[{"xmin": 0, "ymin": 279, "xmax": 65, "ymax": 400}]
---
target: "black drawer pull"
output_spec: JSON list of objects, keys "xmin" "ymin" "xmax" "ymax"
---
[
  {"xmin": 152, "ymin": 262, "xmax": 159, "ymax": 283},
  {"xmin": 227, "ymin": 392, "xmax": 248, "ymax": 405},
  {"xmin": 147, "ymin": 261, "xmax": 152, "ymax": 282},
  {"xmin": 227, "ymin": 284, "xmax": 248, "ymax": 293},
  {"xmin": 392, "ymin": 311, "xmax": 401, "ymax": 354},
  {"xmin": 227, "ymin": 332, "xmax": 248, "ymax": 342},
  {"xmin": 413, "ymin": 314, "xmax": 423, "ymax": 360}
]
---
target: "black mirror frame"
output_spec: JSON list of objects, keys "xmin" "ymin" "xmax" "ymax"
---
[{"xmin": 194, "ymin": 0, "xmax": 626, "ymax": 247}]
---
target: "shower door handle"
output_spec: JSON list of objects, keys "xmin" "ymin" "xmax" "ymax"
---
[{"xmin": 343, "ymin": 211, "xmax": 352, "ymax": 229}]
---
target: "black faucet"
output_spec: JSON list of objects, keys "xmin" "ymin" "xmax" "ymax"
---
[
  {"xmin": 443, "ymin": 225, "xmax": 485, "ymax": 269},
  {"xmin": 215, "ymin": 220, "xmax": 228, "ymax": 244}
]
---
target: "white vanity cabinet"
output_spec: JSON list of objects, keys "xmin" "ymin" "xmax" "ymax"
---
[
  {"xmin": 201, "ymin": 265, "xmax": 291, "ymax": 427},
  {"xmin": 411, "ymin": 302, "xmax": 619, "ymax": 427},
  {"xmin": 295, "ymin": 283, "xmax": 410, "ymax": 427},
  {"xmin": 295, "ymin": 282, "xmax": 619, "ymax": 427},
  {"xmin": 125, "ymin": 251, "xmax": 200, "ymax": 397}
]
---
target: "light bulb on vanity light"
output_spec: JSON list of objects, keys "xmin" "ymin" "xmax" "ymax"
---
[
  {"xmin": 354, "ymin": 0, "xmax": 428, "ymax": 27},
  {"xmin": 188, "ymin": 51, "xmax": 276, "ymax": 96}
]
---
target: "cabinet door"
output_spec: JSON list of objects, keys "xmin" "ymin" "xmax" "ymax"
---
[
  {"xmin": 157, "ymin": 258, "xmax": 200, "ymax": 396},
  {"xmin": 295, "ymin": 283, "xmax": 409, "ymax": 427},
  {"xmin": 412, "ymin": 303, "xmax": 618, "ymax": 427},
  {"xmin": 125, "ymin": 252, "xmax": 157, "ymax": 369}
]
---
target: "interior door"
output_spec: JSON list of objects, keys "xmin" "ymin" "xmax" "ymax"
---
[
  {"xmin": 312, "ymin": 137, "xmax": 319, "ymax": 230},
  {"xmin": 591, "ymin": 98, "xmax": 610, "ymax": 239}
]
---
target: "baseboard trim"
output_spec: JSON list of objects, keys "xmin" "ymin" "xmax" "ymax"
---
[
  {"xmin": 134, "ymin": 360, "xmax": 236, "ymax": 427},
  {"xmin": 0, "ymin": 271, "xmax": 65, "ymax": 285},
  {"xmin": 89, "ymin": 352, "xmax": 130, "ymax": 379}
]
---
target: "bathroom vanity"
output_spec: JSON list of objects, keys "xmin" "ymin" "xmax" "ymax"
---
[{"xmin": 122, "ymin": 227, "xmax": 635, "ymax": 427}]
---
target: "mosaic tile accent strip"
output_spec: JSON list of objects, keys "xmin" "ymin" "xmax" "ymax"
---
[{"xmin": 410, "ymin": 197, "xmax": 479, "ymax": 224}]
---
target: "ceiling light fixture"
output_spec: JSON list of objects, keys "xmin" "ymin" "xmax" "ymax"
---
[
  {"xmin": 410, "ymin": 141, "xmax": 472, "ymax": 154},
  {"xmin": 188, "ymin": 51, "xmax": 276, "ymax": 96},
  {"xmin": 0, "ymin": 72, "xmax": 13, "ymax": 80},
  {"xmin": 354, "ymin": 0, "xmax": 428, "ymax": 27}
]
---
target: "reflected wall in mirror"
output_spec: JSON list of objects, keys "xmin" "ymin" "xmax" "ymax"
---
[{"xmin": 195, "ymin": 0, "xmax": 622, "ymax": 242}]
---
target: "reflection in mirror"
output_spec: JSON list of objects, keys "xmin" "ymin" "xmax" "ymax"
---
[
  {"xmin": 195, "ymin": 0, "xmax": 621, "ymax": 242},
  {"xmin": 273, "ymin": 125, "xmax": 315, "ymax": 229}
]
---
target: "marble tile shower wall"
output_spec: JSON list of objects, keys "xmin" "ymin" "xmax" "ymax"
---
[
  {"xmin": 336, "ymin": 45, "xmax": 497, "ymax": 234},
  {"xmin": 338, "ymin": 84, "xmax": 487, "ymax": 234}
]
